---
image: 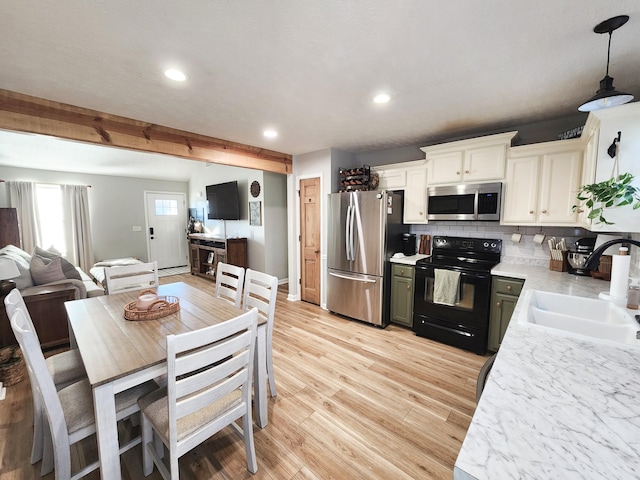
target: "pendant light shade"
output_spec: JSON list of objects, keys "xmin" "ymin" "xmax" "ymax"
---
[{"xmin": 578, "ymin": 15, "xmax": 634, "ymax": 112}]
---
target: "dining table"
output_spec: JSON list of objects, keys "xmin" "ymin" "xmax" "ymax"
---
[{"xmin": 64, "ymin": 281, "xmax": 268, "ymax": 480}]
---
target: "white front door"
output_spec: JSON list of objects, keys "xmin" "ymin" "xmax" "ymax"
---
[{"xmin": 145, "ymin": 191, "xmax": 188, "ymax": 269}]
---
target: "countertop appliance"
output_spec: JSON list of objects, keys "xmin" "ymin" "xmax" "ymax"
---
[
  {"xmin": 402, "ymin": 233, "xmax": 416, "ymax": 256},
  {"xmin": 413, "ymin": 236, "xmax": 502, "ymax": 354},
  {"xmin": 567, "ymin": 237, "xmax": 596, "ymax": 276},
  {"xmin": 426, "ymin": 182, "xmax": 501, "ymax": 221},
  {"xmin": 327, "ymin": 190, "xmax": 408, "ymax": 327}
]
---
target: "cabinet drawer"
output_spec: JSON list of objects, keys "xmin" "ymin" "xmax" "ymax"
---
[
  {"xmin": 392, "ymin": 264, "xmax": 414, "ymax": 279},
  {"xmin": 493, "ymin": 277, "xmax": 524, "ymax": 296}
]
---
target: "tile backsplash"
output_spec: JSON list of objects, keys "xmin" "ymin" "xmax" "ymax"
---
[{"xmin": 409, "ymin": 222, "xmax": 639, "ymax": 278}]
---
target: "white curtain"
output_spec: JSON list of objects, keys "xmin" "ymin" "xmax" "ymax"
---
[
  {"xmin": 7, "ymin": 181, "xmax": 41, "ymax": 252},
  {"xmin": 62, "ymin": 184, "xmax": 94, "ymax": 272}
]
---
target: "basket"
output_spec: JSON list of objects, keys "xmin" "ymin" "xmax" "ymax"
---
[
  {"xmin": 0, "ymin": 345, "xmax": 26, "ymax": 386},
  {"xmin": 124, "ymin": 295, "xmax": 180, "ymax": 321}
]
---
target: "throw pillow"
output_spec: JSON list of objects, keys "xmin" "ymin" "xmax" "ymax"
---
[
  {"xmin": 33, "ymin": 246, "xmax": 82, "ymax": 281},
  {"xmin": 30, "ymin": 255, "xmax": 67, "ymax": 285}
]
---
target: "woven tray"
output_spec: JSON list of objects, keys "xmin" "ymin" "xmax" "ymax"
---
[
  {"xmin": 0, "ymin": 345, "xmax": 25, "ymax": 386},
  {"xmin": 124, "ymin": 295, "xmax": 180, "ymax": 321}
]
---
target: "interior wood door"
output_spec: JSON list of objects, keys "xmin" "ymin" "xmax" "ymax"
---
[
  {"xmin": 300, "ymin": 178, "xmax": 320, "ymax": 305},
  {"xmin": 145, "ymin": 192, "xmax": 188, "ymax": 269}
]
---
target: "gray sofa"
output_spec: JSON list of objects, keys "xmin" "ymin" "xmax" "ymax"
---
[{"xmin": 0, "ymin": 244, "xmax": 104, "ymax": 299}]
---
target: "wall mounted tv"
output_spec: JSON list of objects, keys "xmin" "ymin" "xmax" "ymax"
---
[{"xmin": 206, "ymin": 181, "xmax": 241, "ymax": 220}]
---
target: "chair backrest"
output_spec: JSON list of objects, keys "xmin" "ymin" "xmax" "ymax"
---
[
  {"xmin": 214, "ymin": 262, "xmax": 245, "ymax": 307},
  {"xmin": 10, "ymin": 309, "xmax": 69, "ymax": 453},
  {"xmin": 4, "ymin": 288, "xmax": 40, "ymax": 345},
  {"xmin": 165, "ymin": 307, "xmax": 258, "ymax": 454},
  {"xmin": 104, "ymin": 261, "xmax": 159, "ymax": 294},
  {"xmin": 242, "ymin": 269, "xmax": 278, "ymax": 329}
]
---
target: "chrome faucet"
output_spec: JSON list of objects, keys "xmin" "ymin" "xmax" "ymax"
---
[{"xmin": 584, "ymin": 239, "xmax": 640, "ymax": 270}]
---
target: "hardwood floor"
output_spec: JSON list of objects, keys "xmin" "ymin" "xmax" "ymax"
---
[{"xmin": 0, "ymin": 273, "xmax": 488, "ymax": 479}]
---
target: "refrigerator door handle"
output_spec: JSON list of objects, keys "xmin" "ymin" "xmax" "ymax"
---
[
  {"xmin": 345, "ymin": 205, "xmax": 352, "ymax": 261},
  {"xmin": 349, "ymin": 199, "xmax": 356, "ymax": 261},
  {"xmin": 329, "ymin": 272, "xmax": 377, "ymax": 283}
]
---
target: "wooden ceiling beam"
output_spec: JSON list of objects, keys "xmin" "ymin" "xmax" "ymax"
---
[{"xmin": 0, "ymin": 89, "xmax": 292, "ymax": 174}]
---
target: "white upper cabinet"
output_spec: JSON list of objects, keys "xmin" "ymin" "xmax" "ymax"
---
[
  {"xmin": 421, "ymin": 131, "xmax": 518, "ymax": 185},
  {"xmin": 502, "ymin": 139, "xmax": 583, "ymax": 226},
  {"xmin": 372, "ymin": 160, "xmax": 428, "ymax": 224},
  {"xmin": 403, "ymin": 166, "xmax": 428, "ymax": 224}
]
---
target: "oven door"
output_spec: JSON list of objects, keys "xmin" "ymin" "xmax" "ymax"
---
[{"xmin": 412, "ymin": 264, "xmax": 491, "ymax": 354}]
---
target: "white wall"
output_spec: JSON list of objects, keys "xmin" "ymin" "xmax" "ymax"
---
[
  {"xmin": 289, "ymin": 149, "xmax": 331, "ymax": 302},
  {"xmin": 0, "ymin": 165, "xmax": 188, "ymax": 262}
]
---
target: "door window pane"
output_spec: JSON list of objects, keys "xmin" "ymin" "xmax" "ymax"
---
[{"xmin": 155, "ymin": 199, "xmax": 179, "ymax": 216}]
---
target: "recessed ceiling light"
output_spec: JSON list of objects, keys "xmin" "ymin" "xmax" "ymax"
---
[
  {"xmin": 263, "ymin": 129, "xmax": 278, "ymax": 138},
  {"xmin": 373, "ymin": 93, "xmax": 391, "ymax": 104},
  {"xmin": 164, "ymin": 69, "xmax": 187, "ymax": 82}
]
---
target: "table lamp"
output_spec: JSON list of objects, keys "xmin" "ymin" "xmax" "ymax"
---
[{"xmin": 0, "ymin": 258, "xmax": 20, "ymax": 295}]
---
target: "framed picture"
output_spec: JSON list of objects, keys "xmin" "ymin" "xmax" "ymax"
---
[
  {"xmin": 207, "ymin": 252, "xmax": 214, "ymax": 264},
  {"xmin": 249, "ymin": 201, "xmax": 262, "ymax": 226}
]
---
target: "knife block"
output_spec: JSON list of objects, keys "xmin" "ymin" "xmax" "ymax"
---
[{"xmin": 549, "ymin": 252, "xmax": 568, "ymax": 272}]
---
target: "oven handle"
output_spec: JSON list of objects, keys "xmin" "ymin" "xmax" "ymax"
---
[
  {"xmin": 415, "ymin": 267, "xmax": 491, "ymax": 280},
  {"xmin": 329, "ymin": 272, "xmax": 377, "ymax": 283}
]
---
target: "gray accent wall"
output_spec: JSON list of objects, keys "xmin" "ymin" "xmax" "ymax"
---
[{"xmin": 0, "ymin": 165, "xmax": 188, "ymax": 262}]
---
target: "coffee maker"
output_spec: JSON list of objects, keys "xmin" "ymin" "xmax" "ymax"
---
[{"xmin": 567, "ymin": 237, "xmax": 596, "ymax": 276}]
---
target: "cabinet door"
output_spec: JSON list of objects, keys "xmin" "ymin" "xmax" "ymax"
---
[
  {"xmin": 377, "ymin": 168, "xmax": 406, "ymax": 190},
  {"xmin": 464, "ymin": 144, "xmax": 506, "ymax": 182},
  {"xmin": 577, "ymin": 130, "xmax": 599, "ymax": 228},
  {"xmin": 502, "ymin": 155, "xmax": 539, "ymax": 224},
  {"xmin": 428, "ymin": 151, "xmax": 463, "ymax": 184},
  {"xmin": 403, "ymin": 167, "xmax": 428, "ymax": 224},
  {"xmin": 488, "ymin": 292, "xmax": 519, "ymax": 352},
  {"xmin": 538, "ymin": 150, "xmax": 582, "ymax": 225},
  {"xmin": 391, "ymin": 274, "xmax": 414, "ymax": 327}
]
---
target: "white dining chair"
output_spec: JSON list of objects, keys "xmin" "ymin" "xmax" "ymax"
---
[
  {"xmin": 214, "ymin": 262, "xmax": 245, "ymax": 307},
  {"xmin": 4, "ymin": 288, "xmax": 86, "ymax": 467},
  {"xmin": 104, "ymin": 261, "xmax": 159, "ymax": 294},
  {"xmin": 243, "ymin": 268, "xmax": 279, "ymax": 397},
  {"xmin": 10, "ymin": 308, "xmax": 157, "ymax": 479},
  {"xmin": 137, "ymin": 307, "xmax": 259, "ymax": 479}
]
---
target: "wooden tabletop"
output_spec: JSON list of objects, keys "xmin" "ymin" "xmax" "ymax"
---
[{"xmin": 65, "ymin": 282, "xmax": 252, "ymax": 387}]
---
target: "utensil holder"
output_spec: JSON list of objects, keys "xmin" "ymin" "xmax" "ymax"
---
[{"xmin": 549, "ymin": 251, "xmax": 568, "ymax": 272}]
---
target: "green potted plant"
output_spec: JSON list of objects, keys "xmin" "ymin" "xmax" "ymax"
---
[{"xmin": 573, "ymin": 172, "xmax": 640, "ymax": 225}]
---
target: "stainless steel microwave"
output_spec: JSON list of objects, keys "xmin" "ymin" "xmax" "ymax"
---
[{"xmin": 426, "ymin": 182, "xmax": 501, "ymax": 221}]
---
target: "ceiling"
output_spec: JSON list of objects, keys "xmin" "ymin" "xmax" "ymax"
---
[{"xmin": 1, "ymin": 1, "xmax": 639, "ymax": 181}]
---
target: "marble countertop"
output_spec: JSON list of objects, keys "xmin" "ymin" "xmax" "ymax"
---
[
  {"xmin": 454, "ymin": 263, "xmax": 640, "ymax": 480},
  {"xmin": 389, "ymin": 253, "xmax": 429, "ymax": 265}
]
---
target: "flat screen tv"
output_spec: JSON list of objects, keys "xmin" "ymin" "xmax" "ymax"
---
[{"xmin": 206, "ymin": 181, "xmax": 241, "ymax": 220}]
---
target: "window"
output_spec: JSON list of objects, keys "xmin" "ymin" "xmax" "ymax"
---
[
  {"xmin": 155, "ymin": 199, "xmax": 178, "ymax": 216},
  {"xmin": 35, "ymin": 184, "xmax": 67, "ymax": 256}
]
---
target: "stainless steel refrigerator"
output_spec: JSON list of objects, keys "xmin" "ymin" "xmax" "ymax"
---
[{"xmin": 327, "ymin": 190, "xmax": 408, "ymax": 326}]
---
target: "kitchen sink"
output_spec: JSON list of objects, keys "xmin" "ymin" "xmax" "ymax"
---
[{"xmin": 520, "ymin": 290, "xmax": 640, "ymax": 346}]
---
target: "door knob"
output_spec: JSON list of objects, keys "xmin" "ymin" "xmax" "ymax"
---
[
  {"xmin": 542, "ymin": 209, "xmax": 548, "ymax": 214},
  {"xmin": 465, "ymin": 170, "xmax": 470, "ymax": 174}
]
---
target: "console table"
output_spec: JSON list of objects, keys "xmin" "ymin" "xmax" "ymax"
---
[{"xmin": 188, "ymin": 235, "xmax": 248, "ymax": 281}]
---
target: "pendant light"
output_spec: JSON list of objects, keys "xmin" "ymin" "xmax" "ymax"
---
[{"xmin": 578, "ymin": 15, "xmax": 634, "ymax": 112}]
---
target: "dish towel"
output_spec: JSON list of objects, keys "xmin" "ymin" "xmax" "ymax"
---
[{"xmin": 433, "ymin": 269, "xmax": 461, "ymax": 306}]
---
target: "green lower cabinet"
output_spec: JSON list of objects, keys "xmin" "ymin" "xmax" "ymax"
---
[
  {"xmin": 391, "ymin": 264, "xmax": 414, "ymax": 328},
  {"xmin": 488, "ymin": 276, "xmax": 524, "ymax": 352}
]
